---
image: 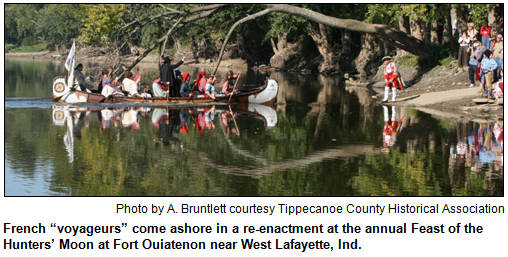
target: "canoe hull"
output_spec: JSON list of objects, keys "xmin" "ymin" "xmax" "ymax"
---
[{"xmin": 53, "ymin": 77, "xmax": 278, "ymax": 105}]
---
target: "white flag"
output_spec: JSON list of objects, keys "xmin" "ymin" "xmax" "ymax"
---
[
  {"xmin": 65, "ymin": 41, "xmax": 76, "ymax": 72},
  {"xmin": 65, "ymin": 42, "xmax": 76, "ymax": 87}
]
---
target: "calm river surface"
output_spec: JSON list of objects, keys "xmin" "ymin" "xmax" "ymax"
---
[{"xmin": 4, "ymin": 58, "xmax": 503, "ymax": 196}]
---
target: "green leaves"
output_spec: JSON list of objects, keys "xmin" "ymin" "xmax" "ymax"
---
[{"xmin": 81, "ymin": 4, "xmax": 127, "ymax": 46}]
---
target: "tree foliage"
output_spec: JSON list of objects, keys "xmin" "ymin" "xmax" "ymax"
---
[
  {"xmin": 81, "ymin": 4, "xmax": 127, "ymax": 46},
  {"xmin": 37, "ymin": 4, "xmax": 86, "ymax": 48}
]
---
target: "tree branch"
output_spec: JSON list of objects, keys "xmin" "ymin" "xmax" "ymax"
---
[
  {"xmin": 158, "ymin": 4, "xmax": 185, "ymax": 14},
  {"xmin": 114, "ymin": 15, "xmax": 186, "ymax": 77},
  {"xmin": 264, "ymin": 4, "xmax": 431, "ymax": 58},
  {"xmin": 212, "ymin": 8, "xmax": 274, "ymax": 74}
]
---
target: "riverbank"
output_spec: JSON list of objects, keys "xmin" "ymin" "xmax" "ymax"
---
[
  {"xmin": 5, "ymin": 49, "xmax": 249, "ymax": 70},
  {"xmin": 360, "ymin": 60, "xmax": 503, "ymax": 122}
]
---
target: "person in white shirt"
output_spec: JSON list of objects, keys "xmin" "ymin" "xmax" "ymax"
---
[
  {"xmin": 122, "ymin": 71, "xmax": 142, "ymax": 97},
  {"xmin": 101, "ymin": 77, "xmax": 124, "ymax": 97},
  {"xmin": 73, "ymin": 63, "xmax": 91, "ymax": 92},
  {"xmin": 458, "ymin": 32, "xmax": 471, "ymax": 67}
]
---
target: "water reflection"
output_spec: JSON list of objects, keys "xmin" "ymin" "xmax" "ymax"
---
[
  {"xmin": 51, "ymin": 104, "xmax": 275, "ymax": 165},
  {"xmin": 4, "ymin": 58, "xmax": 503, "ymax": 196}
]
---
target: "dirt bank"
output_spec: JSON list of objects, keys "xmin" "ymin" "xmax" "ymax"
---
[{"xmin": 354, "ymin": 60, "xmax": 503, "ymax": 121}]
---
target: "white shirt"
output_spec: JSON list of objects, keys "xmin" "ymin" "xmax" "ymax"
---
[
  {"xmin": 73, "ymin": 70, "xmax": 87, "ymax": 85},
  {"xmin": 122, "ymin": 78, "xmax": 139, "ymax": 96},
  {"xmin": 458, "ymin": 36, "xmax": 470, "ymax": 46},
  {"xmin": 384, "ymin": 62, "xmax": 397, "ymax": 75},
  {"xmin": 101, "ymin": 85, "xmax": 123, "ymax": 97}
]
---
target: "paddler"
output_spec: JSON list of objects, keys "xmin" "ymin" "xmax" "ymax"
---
[
  {"xmin": 382, "ymin": 56, "xmax": 400, "ymax": 103},
  {"xmin": 73, "ymin": 63, "xmax": 91, "ymax": 92},
  {"xmin": 160, "ymin": 55, "xmax": 185, "ymax": 97}
]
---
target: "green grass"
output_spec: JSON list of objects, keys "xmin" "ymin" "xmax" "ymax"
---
[
  {"xmin": 396, "ymin": 54, "xmax": 420, "ymax": 67},
  {"xmin": 439, "ymin": 55, "xmax": 455, "ymax": 66},
  {"xmin": 6, "ymin": 42, "xmax": 48, "ymax": 53}
]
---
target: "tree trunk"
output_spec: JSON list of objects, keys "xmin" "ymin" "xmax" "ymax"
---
[
  {"xmin": 397, "ymin": 15, "xmax": 409, "ymax": 56},
  {"xmin": 443, "ymin": 4, "xmax": 453, "ymax": 44},
  {"xmin": 422, "ymin": 21, "xmax": 431, "ymax": 44},
  {"xmin": 277, "ymin": 33, "xmax": 287, "ymax": 51},
  {"xmin": 264, "ymin": 4, "xmax": 431, "ymax": 58},
  {"xmin": 270, "ymin": 38, "xmax": 278, "ymax": 54},
  {"xmin": 455, "ymin": 4, "xmax": 467, "ymax": 35},
  {"xmin": 309, "ymin": 23, "xmax": 335, "ymax": 72},
  {"xmin": 410, "ymin": 16, "xmax": 424, "ymax": 41},
  {"xmin": 341, "ymin": 29, "xmax": 351, "ymax": 54},
  {"xmin": 172, "ymin": 35, "xmax": 182, "ymax": 52},
  {"xmin": 354, "ymin": 33, "xmax": 382, "ymax": 78},
  {"xmin": 431, "ymin": 19, "xmax": 439, "ymax": 44}
]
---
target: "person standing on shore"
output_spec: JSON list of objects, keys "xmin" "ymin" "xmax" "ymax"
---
[
  {"xmin": 458, "ymin": 32, "xmax": 471, "ymax": 68},
  {"xmin": 468, "ymin": 41, "xmax": 480, "ymax": 87},
  {"xmin": 492, "ymin": 34, "xmax": 503, "ymax": 80},
  {"xmin": 467, "ymin": 22, "xmax": 478, "ymax": 41},
  {"xmin": 382, "ymin": 56, "xmax": 399, "ymax": 103},
  {"xmin": 480, "ymin": 21, "xmax": 492, "ymax": 50},
  {"xmin": 480, "ymin": 50, "xmax": 498, "ymax": 99}
]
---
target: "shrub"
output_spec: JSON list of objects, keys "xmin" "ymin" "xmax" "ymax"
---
[
  {"xmin": 396, "ymin": 54, "xmax": 420, "ymax": 67},
  {"xmin": 22, "ymin": 36, "xmax": 36, "ymax": 46}
]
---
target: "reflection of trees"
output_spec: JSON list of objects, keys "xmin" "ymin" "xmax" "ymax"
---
[
  {"xmin": 5, "ymin": 59, "xmax": 65, "ymax": 97},
  {"xmin": 5, "ymin": 94, "xmax": 503, "ymax": 196}
]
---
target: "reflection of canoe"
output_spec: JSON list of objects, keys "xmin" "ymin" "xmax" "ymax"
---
[{"xmin": 52, "ymin": 76, "xmax": 278, "ymax": 105}]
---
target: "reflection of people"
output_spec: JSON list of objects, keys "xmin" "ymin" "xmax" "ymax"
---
[
  {"xmin": 220, "ymin": 111, "xmax": 240, "ymax": 137},
  {"xmin": 121, "ymin": 107, "xmax": 142, "ymax": 130},
  {"xmin": 100, "ymin": 108, "xmax": 119, "ymax": 130},
  {"xmin": 382, "ymin": 56, "xmax": 399, "ymax": 103},
  {"xmin": 204, "ymin": 106, "xmax": 216, "ymax": 130},
  {"xmin": 382, "ymin": 106, "xmax": 399, "ymax": 149},
  {"xmin": 151, "ymin": 108, "xmax": 167, "ymax": 129}
]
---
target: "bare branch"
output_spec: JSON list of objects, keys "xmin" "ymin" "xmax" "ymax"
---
[
  {"xmin": 158, "ymin": 4, "xmax": 185, "ymax": 14},
  {"xmin": 115, "ymin": 15, "xmax": 186, "ymax": 77},
  {"xmin": 212, "ymin": 8, "xmax": 274, "ymax": 74}
]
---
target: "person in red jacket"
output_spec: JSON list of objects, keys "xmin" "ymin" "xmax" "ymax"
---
[
  {"xmin": 480, "ymin": 21, "xmax": 492, "ymax": 50},
  {"xmin": 382, "ymin": 56, "xmax": 399, "ymax": 102}
]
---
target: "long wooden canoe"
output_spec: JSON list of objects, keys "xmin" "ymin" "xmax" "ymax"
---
[{"xmin": 52, "ymin": 76, "xmax": 278, "ymax": 106}]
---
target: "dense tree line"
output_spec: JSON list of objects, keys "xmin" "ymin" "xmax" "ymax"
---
[{"xmin": 5, "ymin": 4, "xmax": 502, "ymax": 75}]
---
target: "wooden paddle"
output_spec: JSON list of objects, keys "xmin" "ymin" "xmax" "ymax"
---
[
  {"xmin": 166, "ymin": 82, "xmax": 170, "ymax": 103},
  {"xmin": 228, "ymin": 104, "xmax": 239, "ymax": 134},
  {"xmin": 186, "ymin": 80, "xmax": 198, "ymax": 102},
  {"xmin": 228, "ymin": 72, "xmax": 241, "ymax": 104}
]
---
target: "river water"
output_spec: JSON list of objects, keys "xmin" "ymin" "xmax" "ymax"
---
[{"xmin": 4, "ymin": 58, "xmax": 503, "ymax": 196}]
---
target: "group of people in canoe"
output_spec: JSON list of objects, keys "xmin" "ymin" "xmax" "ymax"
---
[{"xmin": 73, "ymin": 55, "xmax": 240, "ymax": 100}]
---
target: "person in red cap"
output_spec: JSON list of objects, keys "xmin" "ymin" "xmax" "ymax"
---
[
  {"xmin": 382, "ymin": 56, "xmax": 399, "ymax": 102},
  {"xmin": 179, "ymin": 73, "xmax": 192, "ymax": 97},
  {"xmin": 196, "ymin": 72, "xmax": 207, "ymax": 93}
]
